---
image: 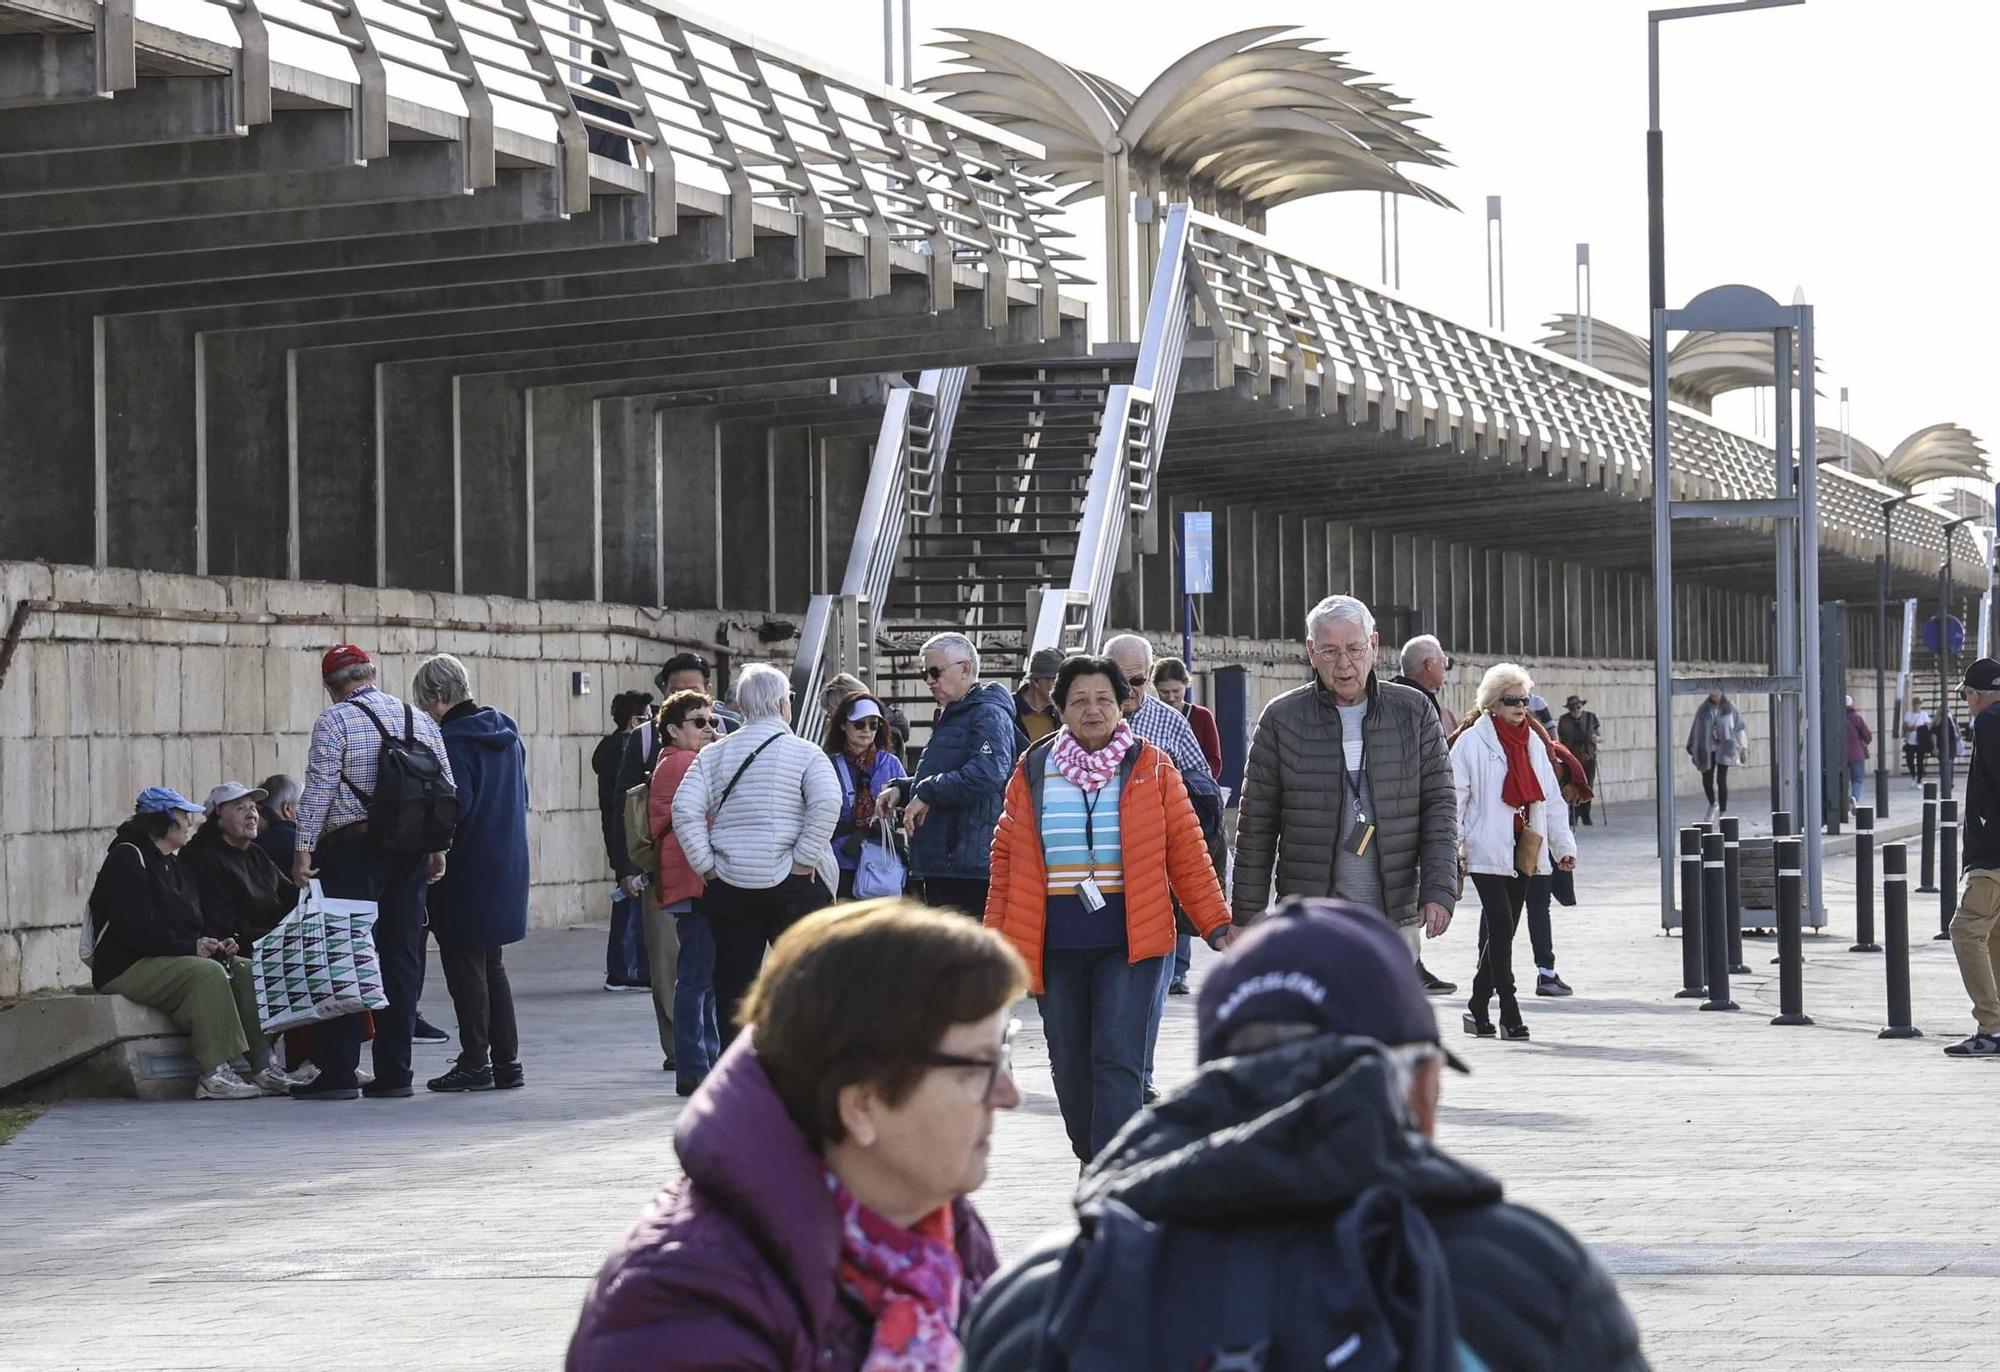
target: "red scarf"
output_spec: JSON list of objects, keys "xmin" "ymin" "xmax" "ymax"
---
[
  {"xmin": 826, "ymin": 1172, "xmax": 965, "ymax": 1371},
  {"xmin": 1494, "ymin": 715, "xmax": 1544, "ymax": 810}
]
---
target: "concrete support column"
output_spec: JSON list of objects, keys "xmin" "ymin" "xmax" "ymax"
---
[
  {"xmin": 1278, "ymin": 512, "xmax": 1305, "ymax": 639},
  {"xmin": 0, "ymin": 300, "xmax": 95, "ymax": 564},
  {"xmin": 198, "ymin": 331, "xmax": 292, "ymax": 580},
  {"xmin": 597, "ymin": 396, "xmax": 661, "ymax": 607},
  {"xmin": 289, "ymin": 351, "xmax": 380, "ymax": 588},
  {"xmin": 1412, "ymin": 535, "xmax": 1436, "ymax": 637},
  {"xmin": 373, "ymin": 363, "xmax": 456, "ymax": 593},
  {"xmin": 1253, "ymin": 509, "xmax": 1282, "ymax": 640},
  {"xmin": 660, "ymin": 408, "xmax": 720, "ymax": 608},
  {"xmin": 451, "ymin": 373, "xmax": 529, "ymax": 598},
  {"xmin": 1225, "ymin": 505, "xmax": 1256, "ymax": 638},
  {"xmin": 99, "ymin": 314, "xmax": 199, "ymax": 574},
  {"xmin": 718, "ymin": 418, "xmax": 771, "ymax": 612},
  {"xmin": 1138, "ymin": 495, "xmax": 1176, "ymax": 632},
  {"xmin": 769, "ymin": 423, "xmax": 815, "ymax": 615},
  {"xmin": 526, "ymin": 385, "xmax": 600, "ymax": 603}
]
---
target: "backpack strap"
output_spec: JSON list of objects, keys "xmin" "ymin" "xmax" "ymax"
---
[
  {"xmin": 338, "ymin": 696, "xmax": 397, "ymax": 803},
  {"xmin": 715, "ymin": 735, "xmax": 783, "ymax": 814}
]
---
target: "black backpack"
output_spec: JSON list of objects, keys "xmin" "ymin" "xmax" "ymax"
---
[
  {"xmin": 1034, "ymin": 1187, "xmax": 1468, "ymax": 1372},
  {"xmin": 343, "ymin": 700, "xmax": 460, "ymax": 853}
]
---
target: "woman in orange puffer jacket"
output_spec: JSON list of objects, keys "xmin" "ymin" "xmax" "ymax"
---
[{"xmin": 985, "ymin": 655, "xmax": 1232, "ymax": 1162}]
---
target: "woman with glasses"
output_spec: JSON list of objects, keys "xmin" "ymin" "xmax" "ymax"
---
[
  {"xmin": 568, "ymin": 900, "xmax": 1025, "ymax": 1372},
  {"xmin": 1448, "ymin": 663, "xmax": 1579, "ymax": 1041},
  {"xmin": 984, "ymin": 655, "xmax": 1233, "ymax": 1163},
  {"xmin": 822, "ymin": 691, "xmax": 909, "ymax": 899},
  {"xmin": 646, "ymin": 690, "xmax": 723, "ymax": 1092}
]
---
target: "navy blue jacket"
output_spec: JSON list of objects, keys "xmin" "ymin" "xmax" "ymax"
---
[
  {"xmin": 428, "ymin": 702, "xmax": 531, "ymax": 950},
  {"xmin": 1963, "ymin": 702, "xmax": 2000, "ymax": 871},
  {"xmin": 899, "ymin": 682, "xmax": 1026, "ymax": 880}
]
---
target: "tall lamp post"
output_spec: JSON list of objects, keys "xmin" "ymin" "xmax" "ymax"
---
[
  {"xmin": 1940, "ymin": 514, "xmax": 1977, "ymax": 799},
  {"xmin": 1878, "ymin": 492, "xmax": 1919, "ymax": 817}
]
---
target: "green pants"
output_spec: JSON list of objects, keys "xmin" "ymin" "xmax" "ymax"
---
[{"xmin": 105, "ymin": 955, "xmax": 267, "ymax": 1073}]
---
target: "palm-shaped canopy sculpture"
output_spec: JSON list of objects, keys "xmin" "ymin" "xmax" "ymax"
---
[
  {"xmin": 1538, "ymin": 314, "xmax": 1819, "ymax": 413},
  {"xmin": 921, "ymin": 27, "xmax": 1452, "ymax": 338},
  {"xmin": 1819, "ymin": 422, "xmax": 1990, "ymax": 489}
]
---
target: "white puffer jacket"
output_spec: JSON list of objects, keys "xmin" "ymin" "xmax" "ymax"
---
[
  {"xmin": 1450, "ymin": 713, "xmax": 1578, "ymax": 878},
  {"xmin": 671, "ymin": 717, "xmax": 841, "ymax": 891}
]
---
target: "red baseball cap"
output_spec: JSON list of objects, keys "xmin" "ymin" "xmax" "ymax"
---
[{"xmin": 321, "ymin": 643, "xmax": 371, "ymax": 677}]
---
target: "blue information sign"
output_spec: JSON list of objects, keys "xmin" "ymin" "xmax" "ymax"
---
[
  {"xmin": 1180, "ymin": 510, "xmax": 1214, "ymax": 595},
  {"xmin": 1923, "ymin": 615, "xmax": 1965, "ymax": 655}
]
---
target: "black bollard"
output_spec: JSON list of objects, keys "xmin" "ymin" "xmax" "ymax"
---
[
  {"xmin": 1936, "ymin": 798, "xmax": 1959, "ymax": 940},
  {"xmin": 1772, "ymin": 810, "xmax": 1793, "ymax": 838},
  {"xmin": 1721, "ymin": 815, "xmax": 1749, "ymax": 973},
  {"xmin": 1918, "ymin": 782, "xmax": 1939, "ymax": 894},
  {"xmin": 1879, "ymin": 841, "xmax": 1922, "ymax": 1039},
  {"xmin": 1852, "ymin": 805, "xmax": 1880, "ymax": 952},
  {"xmin": 1700, "ymin": 832, "xmax": 1737, "ymax": 1011},
  {"xmin": 1772, "ymin": 836, "xmax": 1813, "ymax": 1026},
  {"xmin": 1677, "ymin": 827, "xmax": 1706, "ymax": 998}
]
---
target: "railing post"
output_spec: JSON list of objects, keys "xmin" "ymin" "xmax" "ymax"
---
[
  {"xmin": 1918, "ymin": 781, "xmax": 1939, "ymax": 892},
  {"xmin": 1721, "ymin": 815, "xmax": 1748, "ymax": 973},
  {"xmin": 1936, "ymin": 797, "xmax": 1959, "ymax": 940},
  {"xmin": 1700, "ymin": 831, "xmax": 1737, "ymax": 1011},
  {"xmin": 1677, "ymin": 827, "xmax": 1706, "ymax": 998},
  {"xmin": 1879, "ymin": 841, "xmax": 1921, "ymax": 1039},
  {"xmin": 1772, "ymin": 836, "xmax": 1813, "ymax": 1026},
  {"xmin": 1851, "ymin": 804, "xmax": 1880, "ymax": 952}
]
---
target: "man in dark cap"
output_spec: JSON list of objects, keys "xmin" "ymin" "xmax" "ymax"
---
[
  {"xmin": 965, "ymin": 897, "xmax": 1646, "ymax": 1372},
  {"xmin": 1946, "ymin": 657, "xmax": 2000, "ymax": 1058},
  {"xmin": 1013, "ymin": 646, "xmax": 1064, "ymax": 743},
  {"xmin": 1558, "ymin": 694, "xmax": 1602, "ymax": 826}
]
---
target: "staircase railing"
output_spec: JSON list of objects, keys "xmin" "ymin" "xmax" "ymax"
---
[
  {"xmin": 792, "ymin": 367, "xmax": 967, "ymax": 742},
  {"xmin": 1031, "ymin": 202, "xmax": 1197, "ymax": 653}
]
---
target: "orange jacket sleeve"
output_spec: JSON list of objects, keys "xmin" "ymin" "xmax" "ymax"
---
[
  {"xmin": 1158, "ymin": 756, "xmax": 1230, "ymax": 939},
  {"xmin": 984, "ymin": 762, "xmax": 1032, "ymax": 929}
]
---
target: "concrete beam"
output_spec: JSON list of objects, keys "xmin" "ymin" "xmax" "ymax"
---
[
  {"xmin": 0, "ymin": 32, "xmax": 97, "ymax": 108},
  {"xmin": 0, "ymin": 74, "xmax": 238, "ymax": 155},
  {"xmin": 0, "ymin": 108, "xmax": 365, "ymax": 199}
]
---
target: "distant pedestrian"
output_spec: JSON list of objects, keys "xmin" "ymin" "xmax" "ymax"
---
[
  {"xmin": 645, "ymin": 690, "xmax": 723, "ymax": 1091},
  {"xmin": 1151, "ymin": 655, "xmax": 1225, "ymax": 998},
  {"xmin": 87, "ymin": 789, "xmax": 296, "ymax": 1100},
  {"xmin": 984, "ymin": 656, "xmax": 1233, "ymax": 1162},
  {"xmin": 254, "ymin": 774, "xmax": 301, "ymax": 871},
  {"xmin": 1686, "ymin": 691, "xmax": 1747, "ymax": 822},
  {"xmin": 1905, "ymin": 704, "xmax": 1934, "ymax": 781},
  {"xmin": 413, "ymin": 655, "xmax": 529, "ymax": 1093},
  {"xmin": 184, "ymin": 781, "xmax": 299, "ymax": 954},
  {"xmin": 823, "ymin": 671, "xmax": 909, "ymax": 758},
  {"xmin": 1013, "ymin": 647, "xmax": 1065, "ymax": 743},
  {"xmin": 291, "ymin": 644, "xmax": 456, "ymax": 1101},
  {"xmin": 672, "ymin": 663, "xmax": 840, "ymax": 1045},
  {"xmin": 822, "ymin": 691, "xmax": 908, "ymax": 899},
  {"xmin": 1557, "ymin": 695, "xmax": 1602, "ymax": 825},
  {"xmin": 1232, "ymin": 596, "xmax": 1459, "ymax": 957},
  {"xmin": 1945, "ymin": 659, "xmax": 2000, "ymax": 1059},
  {"xmin": 1528, "ymin": 692, "xmax": 1555, "ymax": 728},
  {"xmin": 1393, "ymin": 633, "xmax": 1459, "ymax": 734},
  {"xmin": 594, "ymin": 690, "xmax": 653, "ymax": 992},
  {"xmin": 568, "ymin": 902, "xmax": 1026, "ymax": 1372},
  {"xmin": 1843, "ymin": 695, "xmax": 1873, "ymax": 810},
  {"xmin": 1450, "ymin": 664, "xmax": 1579, "ymax": 1041},
  {"xmin": 877, "ymin": 633, "xmax": 1025, "ymax": 918}
]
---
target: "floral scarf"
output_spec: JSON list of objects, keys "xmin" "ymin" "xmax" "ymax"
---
[
  {"xmin": 826, "ymin": 1172, "xmax": 965, "ymax": 1372},
  {"xmin": 1050, "ymin": 721, "xmax": 1135, "ymax": 793},
  {"xmin": 843, "ymin": 745, "xmax": 879, "ymax": 832}
]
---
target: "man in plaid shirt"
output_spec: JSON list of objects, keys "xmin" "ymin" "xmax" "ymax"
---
[{"xmin": 289, "ymin": 644, "xmax": 456, "ymax": 1102}]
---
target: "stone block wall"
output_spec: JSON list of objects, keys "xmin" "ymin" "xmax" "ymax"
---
[{"xmin": 0, "ymin": 560, "xmax": 784, "ymax": 998}]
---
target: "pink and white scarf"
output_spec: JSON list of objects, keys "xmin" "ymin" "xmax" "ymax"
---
[
  {"xmin": 825, "ymin": 1171, "xmax": 966, "ymax": 1372},
  {"xmin": 1050, "ymin": 721, "xmax": 1135, "ymax": 793}
]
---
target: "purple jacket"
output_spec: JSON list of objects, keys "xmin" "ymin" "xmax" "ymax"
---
[
  {"xmin": 1846, "ymin": 708, "xmax": 1873, "ymax": 765},
  {"xmin": 567, "ymin": 1038, "xmax": 999, "ymax": 1372}
]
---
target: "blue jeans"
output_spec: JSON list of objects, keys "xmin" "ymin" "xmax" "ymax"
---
[
  {"xmin": 1173, "ymin": 933, "xmax": 1192, "ymax": 980},
  {"xmin": 1849, "ymin": 760, "xmax": 1865, "ymax": 808},
  {"xmin": 606, "ymin": 893, "xmax": 648, "ymax": 985},
  {"xmin": 1143, "ymin": 940, "xmax": 1179, "ymax": 1090},
  {"xmin": 1039, "ymin": 948, "xmax": 1164, "ymax": 1162},
  {"xmin": 671, "ymin": 902, "xmax": 721, "ymax": 1082}
]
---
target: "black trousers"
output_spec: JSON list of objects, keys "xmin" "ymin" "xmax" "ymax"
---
[
  {"xmin": 311, "ymin": 831, "xmax": 429, "ymax": 1089},
  {"xmin": 1469, "ymin": 872, "xmax": 1529, "ymax": 1029},
  {"xmin": 439, "ymin": 942, "xmax": 518, "ymax": 1070},
  {"xmin": 921, "ymin": 877, "xmax": 990, "ymax": 920},
  {"xmin": 1700, "ymin": 764, "xmax": 1730, "ymax": 811},
  {"xmin": 1526, "ymin": 872, "xmax": 1556, "ymax": 972},
  {"xmin": 704, "ymin": 873, "xmax": 833, "ymax": 1047}
]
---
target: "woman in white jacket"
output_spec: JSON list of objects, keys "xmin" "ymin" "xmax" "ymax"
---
[{"xmin": 1449, "ymin": 663, "xmax": 1578, "ymax": 1041}]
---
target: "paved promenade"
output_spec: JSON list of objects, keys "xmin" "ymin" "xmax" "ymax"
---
[{"xmin": 3, "ymin": 782, "xmax": 1996, "ymax": 1370}]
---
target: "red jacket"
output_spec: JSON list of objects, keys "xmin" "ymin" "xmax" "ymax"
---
[
  {"xmin": 645, "ymin": 748, "xmax": 705, "ymax": 909},
  {"xmin": 1185, "ymin": 703, "xmax": 1223, "ymax": 778}
]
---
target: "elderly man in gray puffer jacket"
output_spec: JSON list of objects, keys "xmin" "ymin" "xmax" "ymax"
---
[{"xmin": 1232, "ymin": 595, "xmax": 1459, "ymax": 953}]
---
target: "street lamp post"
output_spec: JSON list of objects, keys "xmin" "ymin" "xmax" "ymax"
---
[
  {"xmin": 1879, "ymin": 493, "xmax": 1918, "ymax": 817},
  {"xmin": 1940, "ymin": 515, "xmax": 1977, "ymax": 800}
]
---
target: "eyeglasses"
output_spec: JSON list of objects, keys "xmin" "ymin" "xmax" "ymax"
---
[
  {"xmin": 918, "ymin": 1019, "xmax": 1019, "ymax": 1100},
  {"xmin": 684, "ymin": 715, "xmax": 718, "ymax": 730},
  {"xmin": 921, "ymin": 662, "xmax": 968, "ymax": 682},
  {"xmin": 1498, "ymin": 694, "xmax": 1531, "ymax": 707},
  {"xmin": 1308, "ymin": 643, "xmax": 1371, "ymax": 663},
  {"xmin": 844, "ymin": 717, "xmax": 882, "ymax": 730},
  {"xmin": 1125, "ymin": 674, "xmax": 1150, "ymax": 688}
]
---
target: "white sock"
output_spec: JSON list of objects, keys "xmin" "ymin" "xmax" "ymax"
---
[{"xmin": 1538, "ymin": 966, "xmax": 1556, "ymax": 978}]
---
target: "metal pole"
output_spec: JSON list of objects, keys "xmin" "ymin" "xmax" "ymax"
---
[
  {"xmin": 1486, "ymin": 196, "xmax": 1503, "ymax": 329},
  {"xmin": 881, "ymin": 0, "xmax": 894, "ymax": 84},
  {"xmin": 1939, "ymin": 557, "xmax": 1953, "ymax": 801},
  {"xmin": 1852, "ymin": 805, "xmax": 1879, "ymax": 952},
  {"xmin": 1677, "ymin": 827, "xmax": 1706, "ymax": 997},
  {"xmin": 900, "ymin": 0, "xmax": 912, "ymax": 90},
  {"xmin": 1651, "ymin": 293, "xmax": 1676, "ymax": 926},
  {"xmin": 1772, "ymin": 835, "xmax": 1812, "ymax": 1025},
  {"xmin": 1772, "ymin": 330, "xmax": 1800, "ymax": 827},
  {"xmin": 1721, "ymin": 814, "xmax": 1747, "ymax": 973},
  {"xmin": 1797, "ymin": 303, "xmax": 1823, "ymax": 919},
  {"xmin": 1879, "ymin": 841, "xmax": 1921, "ymax": 1038},
  {"xmin": 1700, "ymin": 831, "xmax": 1736, "ymax": 1010},
  {"xmin": 1877, "ymin": 499, "xmax": 1899, "ymax": 818},
  {"xmin": 1938, "ymin": 797, "xmax": 1959, "ymax": 941},
  {"xmin": 1918, "ymin": 780, "xmax": 1939, "ymax": 893}
]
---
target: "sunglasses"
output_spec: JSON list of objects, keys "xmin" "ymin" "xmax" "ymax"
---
[
  {"xmin": 921, "ymin": 662, "xmax": 967, "ymax": 682},
  {"xmin": 1498, "ymin": 694, "xmax": 1532, "ymax": 707},
  {"xmin": 683, "ymin": 715, "xmax": 718, "ymax": 730},
  {"xmin": 919, "ymin": 1019, "xmax": 1019, "ymax": 1100},
  {"xmin": 1125, "ymin": 674, "xmax": 1151, "ymax": 688},
  {"xmin": 844, "ymin": 716, "xmax": 883, "ymax": 729}
]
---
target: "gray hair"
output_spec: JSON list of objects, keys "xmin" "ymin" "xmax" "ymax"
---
[
  {"xmin": 1305, "ymin": 594, "xmax": 1375, "ymax": 642},
  {"xmin": 1100, "ymin": 632, "xmax": 1155, "ymax": 667},
  {"xmin": 1476, "ymin": 661, "xmax": 1534, "ymax": 712},
  {"xmin": 1400, "ymin": 634, "xmax": 1445, "ymax": 676},
  {"xmin": 734, "ymin": 662, "xmax": 791, "ymax": 721},
  {"xmin": 259, "ymin": 774, "xmax": 301, "ymax": 815},
  {"xmin": 325, "ymin": 661, "xmax": 378, "ymax": 692},
  {"xmin": 411, "ymin": 654, "xmax": 474, "ymax": 711},
  {"xmin": 920, "ymin": 631, "xmax": 979, "ymax": 677}
]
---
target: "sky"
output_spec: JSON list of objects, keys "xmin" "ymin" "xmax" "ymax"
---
[{"xmin": 720, "ymin": 0, "xmax": 1998, "ymax": 468}]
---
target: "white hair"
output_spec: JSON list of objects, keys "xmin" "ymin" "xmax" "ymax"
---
[
  {"xmin": 921, "ymin": 631, "xmax": 979, "ymax": 677},
  {"xmin": 325, "ymin": 661, "xmax": 377, "ymax": 692},
  {"xmin": 1306, "ymin": 594, "xmax": 1375, "ymax": 642},
  {"xmin": 1476, "ymin": 662, "xmax": 1534, "ymax": 713},
  {"xmin": 1400, "ymin": 634, "xmax": 1445, "ymax": 676},
  {"xmin": 411, "ymin": 654, "xmax": 473, "ymax": 711},
  {"xmin": 734, "ymin": 662, "xmax": 791, "ymax": 721},
  {"xmin": 1100, "ymin": 633, "xmax": 1154, "ymax": 666}
]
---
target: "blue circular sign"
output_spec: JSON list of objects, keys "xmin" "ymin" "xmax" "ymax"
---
[{"xmin": 1923, "ymin": 615, "xmax": 1966, "ymax": 655}]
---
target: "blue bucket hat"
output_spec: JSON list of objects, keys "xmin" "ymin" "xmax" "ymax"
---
[{"xmin": 134, "ymin": 787, "xmax": 205, "ymax": 816}]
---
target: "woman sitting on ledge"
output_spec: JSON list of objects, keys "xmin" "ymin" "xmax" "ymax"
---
[{"xmin": 86, "ymin": 788, "xmax": 298, "ymax": 1101}]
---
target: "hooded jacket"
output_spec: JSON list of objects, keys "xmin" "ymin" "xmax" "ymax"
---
[
  {"xmin": 963, "ymin": 1034, "xmax": 1647, "ymax": 1372},
  {"xmin": 567, "ymin": 1037, "xmax": 999, "ymax": 1371},
  {"xmin": 1231, "ymin": 674, "xmax": 1459, "ymax": 927},
  {"xmin": 899, "ymin": 682, "xmax": 1027, "ymax": 881},
  {"xmin": 427, "ymin": 701, "xmax": 531, "ymax": 950},
  {"xmin": 86, "ymin": 819, "xmax": 207, "ymax": 990},
  {"xmin": 182, "ymin": 821, "xmax": 300, "ymax": 949}
]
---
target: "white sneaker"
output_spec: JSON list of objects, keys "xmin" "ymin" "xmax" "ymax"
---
[
  {"xmin": 356, "ymin": 1067, "xmax": 376, "ymax": 1088},
  {"xmin": 289, "ymin": 1061, "xmax": 321, "ymax": 1088},
  {"xmin": 196, "ymin": 1065, "xmax": 264, "ymax": 1100},
  {"xmin": 249, "ymin": 1065, "xmax": 296, "ymax": 1096}
]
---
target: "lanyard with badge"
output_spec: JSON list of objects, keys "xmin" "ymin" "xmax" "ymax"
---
[
  {"xmin": 1075, "ymin": 784, "xmax": 1109, "ymax": 912},
  {"xmin": 1342, "ymin": 738, "xmax": 1377, "ymax": 858}
]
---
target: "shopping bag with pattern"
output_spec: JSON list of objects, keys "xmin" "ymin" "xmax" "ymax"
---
[{"xmin": 252, "ymin": 880, "xmax": 389, "ymax": 1034}]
